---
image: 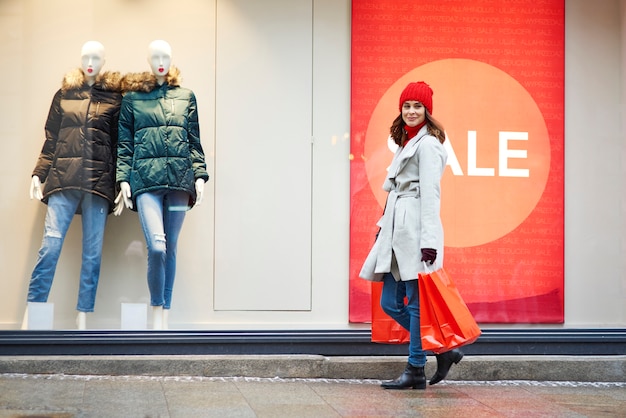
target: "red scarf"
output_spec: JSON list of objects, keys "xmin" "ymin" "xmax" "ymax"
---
[{"xmin": 403, "ymin": 121, "xmax": 426, "ymax": 146}]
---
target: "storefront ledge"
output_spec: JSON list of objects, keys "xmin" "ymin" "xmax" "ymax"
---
[
  {"xmin": 1, "ymin": 329, "xmax": 625, "ymax": 356},
  {"xmin": 0, "ymin": 355, "xmax": 624, "ymax": 382}
]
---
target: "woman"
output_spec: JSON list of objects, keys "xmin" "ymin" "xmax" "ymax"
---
[
  {"xmin": 359, "ymin": 81, "xmax": 462, "ymax": 389},
  {"xmin": 116, "ymin": 40, "xmax": 209, "ymax": 329}
]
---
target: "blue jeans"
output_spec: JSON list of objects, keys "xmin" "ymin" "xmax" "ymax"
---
[
  {"xmin": 136, "ymin": 190, "xmax": 188, "ymax": 309},
  {"xmin": 28, "ymin": 190, "xmax": 109, "ymax": 312},
  {"xmin": 380, "ymin": 272, "xmax": 426, "ymax": 367}
]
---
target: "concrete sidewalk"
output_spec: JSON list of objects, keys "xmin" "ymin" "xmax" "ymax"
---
[
  {"xmin": 0, "ymin": 355, "xmax": 624, "ymax": 382},
  {"xmin": 1, "ymin": 373, "xmax": 624, "ymax": 417},
  {"xmin": 1, "ymin": 356, "xmax": 625, "ymax": 417}
]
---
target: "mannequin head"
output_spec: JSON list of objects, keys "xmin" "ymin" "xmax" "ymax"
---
[
  {"xmin": 81, "ymin": 41, "xmax": 105, "ymax": 85},
  {"xmin": 147, "ymin": 40, "xmax": 172, "ymax": 85}
]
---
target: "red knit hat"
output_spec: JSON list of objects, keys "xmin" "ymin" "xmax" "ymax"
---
[{"xmin": 398, "ymin": 81, "xmax": 433, "ymax": 114}]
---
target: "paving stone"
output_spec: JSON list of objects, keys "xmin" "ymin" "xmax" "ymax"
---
[{"xmin": 0, "ymin": 374, "xmax": 624, "ymax": 417}]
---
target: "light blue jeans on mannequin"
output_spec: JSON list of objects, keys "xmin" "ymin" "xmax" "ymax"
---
[
  {"xmin": 28, "ymin": 190, "xmax": 109, "ymax": 312},
  {"xmin": 380, "ymin": 272, "xmax": 426, "ymax": 367},
  {"xmin": 136, "ymin": 190, "xmax": 189, "ymax": 309}
]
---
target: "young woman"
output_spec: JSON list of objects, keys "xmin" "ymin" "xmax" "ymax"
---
[{"xmin": 360, "ymin": 81, "xmax": 462, "ymax": 389}]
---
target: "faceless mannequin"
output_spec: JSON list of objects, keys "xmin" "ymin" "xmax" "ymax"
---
[
  {"xmin": 81, "ymin": 41, "xmax": 106, "ymax": 86},
  {"xmin": 24, "ymin": 41, "xmax": 115, "ymax": 331},
  {"xmin": 119, "ymin": 40, "xmax": 174, "ymax": 329},
  {"xmin": 115, "ymin": 40, "xmax": 209, "ymax": 331},
  {"xmin": 30, "ymin": 41, "xmax": 106, "ymax": 204},
  {"xmin": 116, "ymin": 40, "xmax": 175, "ymax": 216},
  {"xmin": 148, "ymin": 40, "xmax": 172, "ymax": 86},
  {"xmin": 115, "ymin": 40, "xmax": 204, "ymax": 215}
]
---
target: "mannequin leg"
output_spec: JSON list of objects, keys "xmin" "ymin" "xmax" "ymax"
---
[
  {"xmin": 152, "ymin": 306, "xmax": 164, "ymax": 330},
  {"xmin": 76, "ymin": 312, "xmax": 86, "ymax": 330},
  {"xmin": 162, "ymin": 191, "xmax": 188, "ymax": 311},
  {"xmin": 137, "ymin": 192, "xmax": 167, "ymax": 308},
  {"xmin": 76, "ymin": 193, "xmax": 108, "ymax": 314},
  {"xmin": 28, "ymin": 192, "xmax": 79, "ymax": 305},
  {"xmin": 162, "ymin": 309, "xmax": 169, "ymax": 330}
]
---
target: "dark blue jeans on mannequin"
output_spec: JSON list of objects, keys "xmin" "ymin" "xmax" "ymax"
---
[
  {"xmin": 136, "ymin": 190, "xmax": 188, "ymax": 309},
  {"xmin": 28, "ymin": 190, "xmax": 108, "ymax": 312},
  {"xmin": 380, "ymin": 272, "xmax": 426, "ymax": 367}
]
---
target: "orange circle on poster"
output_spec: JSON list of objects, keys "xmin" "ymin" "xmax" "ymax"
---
[{"xmin": 364, "ymin": 59, "xmax": 551, "ymax": 247}]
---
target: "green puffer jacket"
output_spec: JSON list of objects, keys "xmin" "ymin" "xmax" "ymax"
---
[
  {"xmin": 116, "ymin": 67, "xmax": 209, "ymax": 210},
  {"xmin": 32, "ymin": 69, "xmax": 123, "ymax": 213}
]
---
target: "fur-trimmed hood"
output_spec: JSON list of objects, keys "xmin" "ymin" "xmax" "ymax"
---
[
  {"xmin": 121, "ymin": 66, "xmax": 182, "ymax": 93},
  {"xmin": 61, "ymin": 68, "xmax": 123, "ymax": 93}
]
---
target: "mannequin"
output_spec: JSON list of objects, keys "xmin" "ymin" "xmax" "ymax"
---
[
  {"xmin": 23, "ymin": 41, "xmax": 122, "ymax": 330},
  {"xmin": 29, "ymin": 41, "xmax": 106, "ymax": 199},
  {"xmin": 116, "ymin": 40, "xmax": 208, "ymax": 330}
]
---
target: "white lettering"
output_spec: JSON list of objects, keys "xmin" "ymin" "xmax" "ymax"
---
[
  {"xmin": 392, "ymin": 130, "xmax": 530, "ymax": 178},
  {"xmin": 499, "ymin": 132, "xmax": 529, "ymax": 177},
  {"xmin": 444, "ymin": 132, "xmax": 463, "ymax": 175},
  {"xmin": 467, "ymin": 130, "xmax": 495, "ymax": 176}
]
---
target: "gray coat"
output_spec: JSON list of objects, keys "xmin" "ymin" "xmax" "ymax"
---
[{"xmin": 359, "ymin": 127, "xmax": 448, "ymax": 282}]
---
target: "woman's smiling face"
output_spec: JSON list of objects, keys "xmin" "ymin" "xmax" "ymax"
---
[{"xmin": 401, "ymin": 101, "xmax": 426, "ymax": 127}]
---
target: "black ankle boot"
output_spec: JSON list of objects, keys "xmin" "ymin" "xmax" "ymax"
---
[
  {"xmin": 429, "ymin": 349, "xmax": 463, "ymax": 385},
  {"xmin": 381, "ymin": 363, "xmax": 426, "ymax": 390}
]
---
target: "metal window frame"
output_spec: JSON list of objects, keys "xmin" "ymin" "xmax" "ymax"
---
[{"xmin": 1, "ymin": 329, "xmax": 624, "ymax": 356}]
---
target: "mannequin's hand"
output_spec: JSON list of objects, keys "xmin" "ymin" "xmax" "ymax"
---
[
  {"xmin": 421, "ymin": 248, "xmax": 437, "ymax": 265},
  {"xmin": 119, "ymin": 182, "xmax": 133, "ymax": 210},
  {"xmin": 30, "ymin": 176, "xmax": 43, "ymax": 200},
  {"xmin": 113, "ymin": 191, "xmax": 125, "ymax": 216},
  {"xmin": 195, "ymin": 178, "xmax": 205, "ymax": 205}
]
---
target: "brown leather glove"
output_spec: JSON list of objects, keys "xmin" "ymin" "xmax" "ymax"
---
[{"xmin": 421, "ymin": 248, "xmax": 437, "ymax": 265}]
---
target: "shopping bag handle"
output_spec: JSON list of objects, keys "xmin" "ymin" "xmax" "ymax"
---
[{"xmin": 421, "ymin": 261, "xmax": 436, "ymax": 274}]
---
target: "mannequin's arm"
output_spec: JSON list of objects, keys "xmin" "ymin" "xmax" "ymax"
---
[
  {"xmin": 195, "ymin": 178, "xmax": 205, "ymax": 205},
  {"xmin": 113, "ymin": 182, "xmax": 132, "ymax": 216},
  {"xmin": 32, "ymin": 90, "xmax": 63, "ymax": 184},
  {"xmin": 113, "ymin": 191, "xmax": 124, "ymax": 216},
  {"xmin": 187, "ymin": 92, "xmax": 209, "ymax": 183},
  {"xmin": 30, "ymin": 176, "xmax": 43, "ymax": 200}
]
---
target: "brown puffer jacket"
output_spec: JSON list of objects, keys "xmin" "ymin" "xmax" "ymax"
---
[{"xmin": 32, "ymin": 68, "xmax": 123, "ymax": 213}]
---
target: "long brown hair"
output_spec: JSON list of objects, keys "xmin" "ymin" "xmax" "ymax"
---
[{"xmin": 389, "ymin": 111, "xmax": 446, "ymax": 147}]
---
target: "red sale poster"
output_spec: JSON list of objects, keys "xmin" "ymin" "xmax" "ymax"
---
[{"xmin": 350, "ymin": 0, "xmax": 565, "ymax": 323}]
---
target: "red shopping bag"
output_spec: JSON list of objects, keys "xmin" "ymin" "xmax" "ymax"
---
[
  {"xmin": 419, "ymin": 268, "xmax": 481, "ymax": 354},
  {"xmin": 418, "ymin": 277, "xmax": 448, "ymax": 352},
  {"xmin": 370, "ymin": 281, "xmax": 410, "ymax": 344}
]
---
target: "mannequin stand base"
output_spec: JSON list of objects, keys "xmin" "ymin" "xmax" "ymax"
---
[
  {"xmin": 21, "ymin": 304, "xmax": 86, "ymax": 330},
  {"xmin": 21, "ymin": 302, "xmax": 54, "ymax": 330}
]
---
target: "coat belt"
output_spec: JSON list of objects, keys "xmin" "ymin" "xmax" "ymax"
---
[{"xmin": 375, "ymin": 189, "xmax": 419, "ymax": 273}]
